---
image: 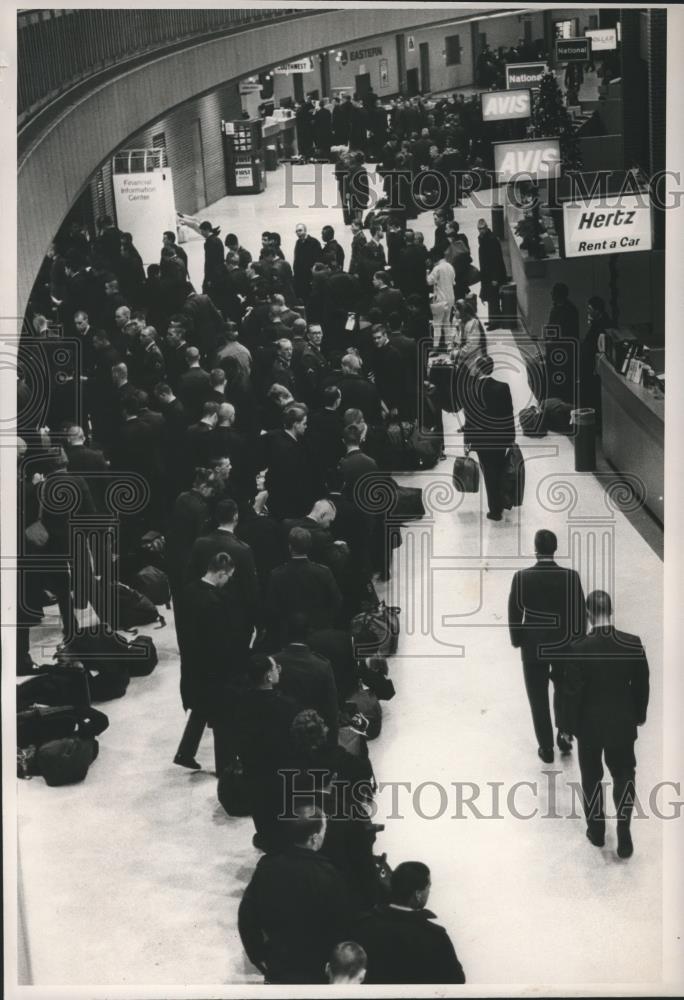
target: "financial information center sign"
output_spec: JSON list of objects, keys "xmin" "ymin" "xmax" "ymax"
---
[{"xmin": 562, "ymin": 193, "xmax": 652, "ymax": 257}]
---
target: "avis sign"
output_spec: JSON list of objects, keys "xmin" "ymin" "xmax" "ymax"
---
[
  {"xmin": 493, "ymin": 138, "xmax": 561, "ymax": 182},
  {"xmin": 481, "ymin": 89, "xmax": 531, "ymax": 122},
  {"xmin": 562, "ymin": 194, "xmax": 652, "ymax": 258}
]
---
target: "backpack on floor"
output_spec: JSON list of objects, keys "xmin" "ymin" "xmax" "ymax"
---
[
  {"xmin": 17, "ymin": 704, "xmax": 109, "ymax": 748},
  {"xmin": 33, "ymin": 737, "xmax": 99, "ymax": 786},
  {"xmin": 519, "ymin": 405, "xmax": 547, "ymax": 438},
  {"xmin": 126, "ymin": 635, "xmax": 159, "ymax": 677},
  {"xmin": 133, "ymin": 566, "xmax": 171, "ymax": 608},
  {"xmin": 350, "ymin": 602, "xmax": 400, "ymax": 657},
  {"xmin": 542, "ymin": 397, "xmax": 573, "ymax": 434},
  {"xmin": 113, "ymin": 582, "xmax": 165, "ymax": 629},
  {"xmin": 17, "ymin": 661, "xmax": 92, "ymax": 712}
]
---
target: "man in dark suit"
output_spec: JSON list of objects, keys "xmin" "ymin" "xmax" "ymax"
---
[
  {"xmin": 183, "ymin": 401, "xmax": 219, "ymax": 483},
  {"xmin": 371, "ymin": 272, "xmax": 406, "ymax": 323},
  {"xmin": 293, "ymin": 224, "xmax": 323, "ymax": 304},
  {"xmin": 305, "ymin": 386, "xmax": 345, "ymax": 489},
  {"xmin": 174, "ymin": 551, "xmax": 236, "ymax": 772},
  {"xmin": 562, "ymin": 589, "xmax": 650, "ymax": 859},
  {"xmin": 337, "ymin": 353, "xmax": 384, "ymax": 426},
  {"xmin": 354, "ymin": 861, "xmax": 466, "ymax": 985},
  {"xmin": 266, "ymin": 528, "xmax": 342, "ymax": 649},
  {"xmin": 370, "ymin": 324, "xmax": 404, "ymax": 417},
  {"xmin": 508, "ymin": 529, "xmax": 587, "ymax": 764},
  {"xmin": 178, "ymin": 346, "xmax": 211, "ymax": 422},
  {"xmin": 463, "ymin": 354, "xmax": 515, "ymax": 521},
  {"xmin": 108, "ymin": 392, "xmax": 165, "ymax": 528},
  {"xmin": 274, "ymin": 613, "xmax": 339, "ymax": 744},
  {"xmin": 476, "ymin": 218, "xmax": 507, "ymax": 330},
  {"xmin": 163, "ymin": 316, "xmax": 190, "ymax": 392},
  {"xmin": 264, "ymin": 405, "xmax": 324, "ymax": 520},
  {"xmin": 166, "ymin": 467, "xmax": 215, "ymax": 631},
  {"xmin": 210, "ymin": 402, "xmax": 252, "ymax": 506},
  {"xmin": 187, "ymin": 498, "xmax": 260, "ymax": 657},
  {"xmin": 238, "ymin": 804, "xmax": 354, "ymax": 984}
]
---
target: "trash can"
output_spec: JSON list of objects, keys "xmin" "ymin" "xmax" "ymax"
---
[
  {"xmin": 264, "ymin": 145, "xmax": 278, "ymax": 171},
  {"xmin": 500, "ymin": 282, "xmax": 518, "ymax": 330},
  {"xmin": 571, "ymin": 408, "xmax": 596, "ymax": 472}
]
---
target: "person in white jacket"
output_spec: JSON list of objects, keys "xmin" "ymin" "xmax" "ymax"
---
[{"xmin": 427, "ymin": 254, "xmax": 456, "ymax": 350}]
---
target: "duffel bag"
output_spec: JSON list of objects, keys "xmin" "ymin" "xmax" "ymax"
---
[
  {"xmin": 133, "ymin": 565, "xmax": 171, "ymax": 608},
  {"xmin": 17, "ymin": 661, "xmax": 91, "ymax": 711},
  {"xmin": 217, "ymin": 757, "xmax": 252, "ymax": 817},
  {"xmin": 34, "ymin": 737, "xmax": 99, "ymax": 786},
  {"xmin": 350, "ymin": 602, "xmax": 400, "ymax": 657},
  {"xmin": 501, "ymin": 444, "xmax": 526, "ymax": 509},
  {"xmin": 542, "ymin": 397, "xmax": 573, "ymax": 434},
  {"xmin": 126, "ymin": 635, "xmax": 158, "ymax": 677},
  {"xmin": 17, "ymin": 704, "xmax": 109, "ymax": 748},
  {"xmin": 382, "ymin": 421, "xmax": 420, "ymax": 472},
  {"xmin": 409, "ymin": 424, "xmax": 441, "ymax": 470},
  {"xmin": 345, "ymin": 683, "xmax": 382, "ymax": 740},
  {"xmin": 452, "ymin": 454, "xmax": 480, "ymax": 493},
  {"xmin": 393, "ymin": 485, "xmax": 425, "ymax": 521},
  {"xmin": 359, "ymin": 656, "xmax": 396, "ymax": 702},
  {"xmin": 112, "ymin": 582, "xmax": 164, "ymax": 629},
  {"xmin": 59, "ymin": 631, "xmax": 131, "ymax": 701},
  {"xmin": 519, "ymin": 405, "xmax": 547, "ymax": 438}
]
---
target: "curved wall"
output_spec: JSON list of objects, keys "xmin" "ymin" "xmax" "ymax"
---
[{"xmin": 18, "ymin": 8, "xmax": 481, "ymax": 313}]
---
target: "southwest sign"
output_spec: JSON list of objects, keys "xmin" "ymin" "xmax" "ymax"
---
[
  {"xmin": 505, "ymin": 62, "xmax": 546, "ymax": 90},
  {"xmin": 481, "ymin": 89, "xmax": 531, "ymax": 122},
  {"xmin": 562, "ymin": 193, "xmax": 652, "ymax": 258},
  {"xmin": 493, "ymin": 138, "xmax": 561, "ymax": 182},
  {"xmin": 274, "ymin": 57, "xmax": 314, "ymax": 75},
  {"xmin": 555, "ymin": 37, "xmax": 591, "ymax": 62}
]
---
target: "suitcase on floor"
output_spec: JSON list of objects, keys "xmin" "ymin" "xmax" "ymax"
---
[
  {"xmin": 501, "ymin": 444, "xmax": 525, "ymax": 509},
  {"xmin": 33, "ymin": 737, "xmax": 99, "ymax": 786},
  {"xmin": 452, "ymin": 455, "xmax": 480, "ymax": 493},
  {"xmin": 17, "ymin": 661, "xmax": 92, "ymax": 711},
  {"xmin": 17, "ymin": 704, "xmax": 109, "ymax": 748}
]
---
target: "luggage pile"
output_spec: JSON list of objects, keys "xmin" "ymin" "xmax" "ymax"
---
[{"xmin": 16, "ymin": 534, "xmax": 167, "ymax": 787}]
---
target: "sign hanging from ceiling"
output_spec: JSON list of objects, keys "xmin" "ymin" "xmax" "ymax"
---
[
  {"xmin": 481, "ymin": 89, "xmax": 532, "ymax": 122},
  {"xmin": 493, "ymin": 137, "xmax": 561, "ymax": 182},
  {"xmin": 585, "ymin": 27, "xmax": 618, "ymax": 51},
  {"xmin": 555, "ymin": 37, "xmax": 592, "ymax": 62},
  {"xmin": 562, "ymin": 193, "xmax": 652, "ymax": 257},
  {"xmin": 273, "ymin": 57, "xmax": 314, "ymax": 75},
  {"xmin": 505, "ymin": 61, "xmax": 546, "ymax": 90}
]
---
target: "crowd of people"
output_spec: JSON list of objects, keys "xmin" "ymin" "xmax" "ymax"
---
[{"xmin": 17, "ymin": 73, "xmax": 649, "ymax": 985}]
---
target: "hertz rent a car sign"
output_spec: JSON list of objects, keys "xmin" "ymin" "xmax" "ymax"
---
[
  {"xmin": 562, "ymin": 193, "xmax": 652, "ymax": 257},
  {"xmin": 482, "ymin": 89, "xmax": 531, "ymax": 122}
]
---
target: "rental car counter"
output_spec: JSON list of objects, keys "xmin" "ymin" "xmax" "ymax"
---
[{"xmin": 598, "ymin": 350, "xmax": 664, "ymax": 523}]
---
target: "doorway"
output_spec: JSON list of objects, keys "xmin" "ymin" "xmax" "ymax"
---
[
  {"xmin": 354, "ymin": 72, "xmax": 372, "ymax": 100},
  {"xmin": 396, "ymin": 33, "xmax": 406, "ymax": 94},
  {"xmin": 192, "ymin": 118, "xmax": 207, "ymax": 211},
  {"xmin": 406, "ymin": 67, "xmax": 420, "ymax": 96},
  {"xmin": 419, "ymin": 42, "xmax": 431, "ymax": 93},
  {"xmin": 293, "ymin": 72, "xmax": 305, "ymax": 103}
]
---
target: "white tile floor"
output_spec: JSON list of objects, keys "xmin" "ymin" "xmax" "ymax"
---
[{"xmin": 18, "ymin": 166, "xmax": 664, "ymax": 989}]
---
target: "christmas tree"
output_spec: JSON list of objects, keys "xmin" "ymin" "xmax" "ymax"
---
[{"xmin": 529, "ymin": 70, "xmax": 582, "ymax": 171}]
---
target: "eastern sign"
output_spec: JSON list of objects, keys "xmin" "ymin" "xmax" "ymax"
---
[
  {"xmin": 555, "ymin": 37, "xmax": 591, "ymax": 62},
  {"xmin": 493, "ymin": 138, "xmax": 561, "ymax": 182},
  {"xmin": 562, "ymin": 193, "xmax": 652, "ymax": 257},
  {"xmin": 505, "ymin": 61, "xmax": 546, "ymax": 90},
  {"xmin": 273, "ymin": 57, "xmax": 314, "ymax": 75},
  {"xmin": 481, "ymin": 89, "xmax": 531, "ymax": 122},
  {"xmin": 585, "ymin": 27, "xmax": 617, "ymax": 51},
  {"xmin": 338, "ymin": 45, "xmax": 383, "ymax": 66}
]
